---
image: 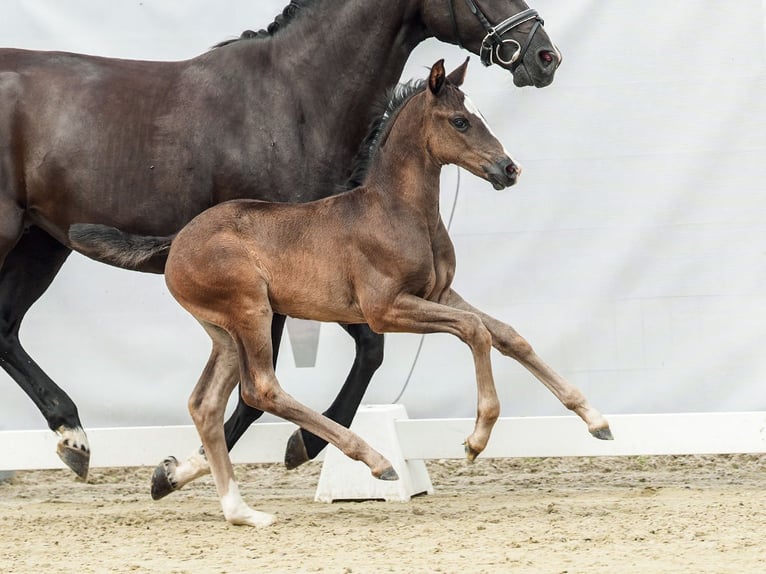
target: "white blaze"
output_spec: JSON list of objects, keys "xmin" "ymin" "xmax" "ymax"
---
[{"xmin": 463, "ymin": 95, "xmax": 519, "ymax": 168}]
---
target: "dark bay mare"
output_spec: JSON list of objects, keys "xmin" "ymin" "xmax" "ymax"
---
[
  {"xmin": 0, "ymin": 0, "xmax": 562, "ymax": 483},
  {"xmin": 71, "ymin": 59, "xmax": 612, "ymax": 526}
]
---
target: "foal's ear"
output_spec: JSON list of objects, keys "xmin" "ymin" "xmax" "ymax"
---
[
  {"xmin": 446, "ymin": 57, "xmax": 470, "ymax": 87},
  {"xmin": 428, "ymin": 59, "xmax": 447, "ymax": 96}
]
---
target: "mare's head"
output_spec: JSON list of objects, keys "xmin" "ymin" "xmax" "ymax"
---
[
  {"xmin": 423, "ymin": 0, "xmax": 561, "ymax": 87},
  {"xmin": 422, "ymin": 59, "xmax": 519, "ymax": 190}
]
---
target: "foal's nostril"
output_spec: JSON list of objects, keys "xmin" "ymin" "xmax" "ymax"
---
[{"xmin": 505, "ymin": 163, "xmax": 518, "ymax": 177}]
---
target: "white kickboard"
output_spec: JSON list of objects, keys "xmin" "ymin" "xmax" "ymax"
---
[{"xmin": 314, "ymin": 404, "xmax": 434, "ymax": 503}]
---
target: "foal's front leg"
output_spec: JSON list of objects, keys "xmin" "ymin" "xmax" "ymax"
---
[
  {"xmin": 443, "ymin": 289, "xmax": 613, "ymax": 440},
  {"xmin": 366, "ymin": 293, "xmax": 501, "ymax": 459}
]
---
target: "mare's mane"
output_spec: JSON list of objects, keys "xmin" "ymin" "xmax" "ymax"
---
[
  {"xmin": 344, "ymin": 79, "xmax": 427, "ymax": 189},
  {"xmin": 213, "ymin": 0, "xmax": 316, "ymax": 47}
]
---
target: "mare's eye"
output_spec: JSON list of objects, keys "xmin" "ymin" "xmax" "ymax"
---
[{"xmin": 451, "ymin": 117, "xmax": 469, "ymax": 131}]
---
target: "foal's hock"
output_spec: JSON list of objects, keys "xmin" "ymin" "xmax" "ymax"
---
[{"xmin": 71, "ymin": 59, "xmax": 610, "ymax": 526}]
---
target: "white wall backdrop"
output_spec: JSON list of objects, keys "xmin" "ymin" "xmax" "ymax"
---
[{"xmin": 1, "ymin": 0, "xmax": 765, "ymax": 432}]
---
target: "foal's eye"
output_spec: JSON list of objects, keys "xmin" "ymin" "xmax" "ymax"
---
[{"xmin": 451, "ymin": 117, "xmax": 469, "ymax": 131}]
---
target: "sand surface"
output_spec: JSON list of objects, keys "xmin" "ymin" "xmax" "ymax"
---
[{"xmin": 1, "ymin": 454, "xmax": 765, "ymax": 573}]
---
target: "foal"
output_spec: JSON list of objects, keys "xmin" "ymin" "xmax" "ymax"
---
[{"xmin": 71, "ymin": 59, "xmax": 611, "ymax": 526}]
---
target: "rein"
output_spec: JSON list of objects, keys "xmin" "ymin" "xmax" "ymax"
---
[{"xmin": 449, "ymin": 0, "xmax": 544, "ymax": 70}]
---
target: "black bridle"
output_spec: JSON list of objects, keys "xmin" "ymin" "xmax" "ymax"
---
[{"xmin": 448, "ymin": 0, "xmax": 545, "ymax": 71}]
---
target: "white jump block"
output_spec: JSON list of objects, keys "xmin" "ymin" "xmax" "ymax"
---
[{"xmin": 315, "ymin": 404, "xmax": 434, "ymax": 503}]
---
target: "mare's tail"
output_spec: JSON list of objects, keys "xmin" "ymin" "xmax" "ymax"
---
[{"xmin": 68, "ymin": 223, "xmax": 173, "ymax": 274}]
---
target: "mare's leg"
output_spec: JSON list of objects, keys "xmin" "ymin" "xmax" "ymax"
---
[
  {"xmin": 188, "ymin": 322, "xmax": 274, "ymax": 527},
  {"xmin": 150, "ymin": 315, "xmax": 286, "ymax": 500},
  {"xmin": 443, "ymin": 289, "xmax": 612, "ymax": 440},
  {"xmin": 284, "ymin": 323, "xmax": 384, "ymax": 469},
  {"xmin": 366, "ymin": 294, "xmax": 500, "ymax": 460},
  {"xmin": 0, "ymin": 226, "xmax": 89, "ymax": 478},
  {"xmin": 231, "ymin": 309, "xmax": 397, "ymax": 482}
]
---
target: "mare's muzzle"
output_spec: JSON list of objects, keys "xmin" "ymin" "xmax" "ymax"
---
[
  {"xmin": 485, "ymin": 157, "xmax": 520, "ymax": 190},
  {"xmin": 449, "ymin": 0, "xmax": 561, "ymax": 88}
]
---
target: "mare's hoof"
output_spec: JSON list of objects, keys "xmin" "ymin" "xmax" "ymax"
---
[
  {"xmin": 377, "ymin": 466, "xmax": 399, "ymax": 481},
  {"xmin": 591, "ymin": 427, "xmax": 614, "ymax": 441},
  {"xmin": 151, "ymin": 457, "xmax": 179, "ymax": 500},
  {"xmin": 57, "ymin": 442, "xmax": 90, "ymax": 481},
  {"xmin": 284, "ymin": 429, "xmax": 310, "ymax": 470}
]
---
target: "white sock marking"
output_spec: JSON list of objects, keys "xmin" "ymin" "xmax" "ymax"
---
[
  {"xmin": 57, "ymin": 426, "xmax": 89, "ymax": 452},
  {"xmin": 220, "ymin": 479, "xmax": 275, "ymax": 527},
  {"xmin": 172, "ymin": 450, "xmax": 211, "ymax": 487}
]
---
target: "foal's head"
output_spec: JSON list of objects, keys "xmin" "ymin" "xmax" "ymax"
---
[{"xmin": 423, "ymin": 59, "xmax": 519, "ymax": 190}]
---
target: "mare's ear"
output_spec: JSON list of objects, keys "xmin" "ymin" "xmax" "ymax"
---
[
  {"xmin": 428, "ymin": 59, "xmax": 446, "ymax": 96},
  {"xmin": 446, "ymin": 57, "xmax": 469, "ymax": 87}
]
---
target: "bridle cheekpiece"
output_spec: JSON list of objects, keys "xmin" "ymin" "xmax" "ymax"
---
[{"xmin": 450, "ymin": 0, "xmax": 545, "ymax": 70}]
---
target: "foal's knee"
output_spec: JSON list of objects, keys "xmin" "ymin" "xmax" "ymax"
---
[{"xmin": 463, "ymin": 314, "xmax": 492, "ymax": 352}]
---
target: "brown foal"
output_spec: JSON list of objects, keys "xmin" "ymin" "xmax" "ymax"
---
[{"xmin": 71, "ymin": 59, "xmax": 611, "ymax": 526}]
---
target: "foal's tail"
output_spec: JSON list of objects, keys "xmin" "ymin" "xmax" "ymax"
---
[{"xmin": 68, "ymin": 223, "xmax": 173, "ymax": 274}]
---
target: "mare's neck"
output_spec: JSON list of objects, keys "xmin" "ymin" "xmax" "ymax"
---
[{"xmin": 262, "ymin": 0, "xmax": 430, "ymax": 185}]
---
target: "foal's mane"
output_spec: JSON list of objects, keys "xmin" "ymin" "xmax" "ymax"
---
[
  {"xmin": 213, "ymin": 0, "xmax": 315, "ymax": 48},
  {"xmin": 344, "ymin": 79, "xmax": 427, "ymax": 189}
]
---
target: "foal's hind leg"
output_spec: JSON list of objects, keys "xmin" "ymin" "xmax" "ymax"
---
[
  {"xmin": 284, "ymin": 323, "xmax": 384, "ymax": 469},
  {"xmin": 188, "ymin": 322, "xmax": 275, "ymax": 527},
  {"xmin": 0, "ymin": 226, "xmax": 89, "ymax": 477},
  {"xmin": 155, "ymin": 319, "xmax": 384, "ymax": 489},
  {"xmin": 232, "ymin": 313, "xmax": 397, "ymax": 481},
  {"xmin": 150, "ymin": 315, "xmax": 285, "ymax": 500},
  {"xmin": 443, "ymin": 289, "xmax": 613, "ymax": 440}
]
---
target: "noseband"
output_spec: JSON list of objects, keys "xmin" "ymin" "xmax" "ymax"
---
[{"xmin": 448, "ymin": 0, "xmax": 544, "ymax": 70}]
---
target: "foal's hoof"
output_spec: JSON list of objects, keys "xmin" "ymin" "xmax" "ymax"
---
[
  {"xmin": 591, "ymin": 427, "xmax": 614, "ymax": 441},
  {"xmin": 151, "ymin": 456, "xmax": 179, "ymax": 501},
  {"xmin": 376, "ymin": 466, "xmax": 399, "ymax": 481},
  {"xmin": 56, "ymin": 441, "xmax": 90, "ymax": 481},
  {"xmin": 284, "ymin": 429, "xmax": 310, "ymax": 470},
  {"xmin": 227, "ymin": 509, "xmax": 277, "ymax": 528},
  {"xmin": 464, "ymin": 442, "xmax": 480, "ymax": 462}
]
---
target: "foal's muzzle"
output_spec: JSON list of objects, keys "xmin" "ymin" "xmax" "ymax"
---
[{"xmin": 485, "ymin": 157, "xmax": 520, "ymax": 190}]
